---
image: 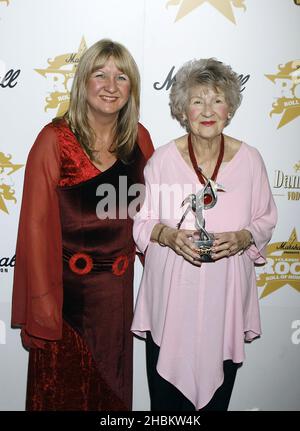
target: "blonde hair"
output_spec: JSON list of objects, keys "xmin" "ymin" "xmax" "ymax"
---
[{"xmin": 63, "ymin": 39, "xmax": 140, "ymax": 163}]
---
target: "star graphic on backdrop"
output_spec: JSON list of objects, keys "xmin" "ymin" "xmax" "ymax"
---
[
  {"xmin": 258, "ymin": 228, "xmax": 300, "ymax": 299},
  {"xmin": 294, "ymin": 161, "xmax": 300, "ymax": 172},
  {"xmin": 166, "ymin": 0, "xmax": 246, "ymax": 23},
  {"xmin": 276, "ymin": 104, "xmax": 300, "ymax": 128},
  {"xmin": 35, "ymin": 37, "xmax": 87, "ymax": 116},
  {"xmin": 0, "ymin": 152, "xmax": 23, "ymax": 214},
  {"xmin": 35, "ymin": 37, "xmax": 87, "ymax": 80},
  {"xmin": 266, "ymin": 60, "xmax": 300, "ymax": 128}
]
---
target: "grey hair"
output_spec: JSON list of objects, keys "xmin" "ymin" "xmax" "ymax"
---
[{"xmin": 169, "ymin": 58, "xmax": 242, "ymax": 131}]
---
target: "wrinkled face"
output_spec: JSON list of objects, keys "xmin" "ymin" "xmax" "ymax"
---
[
  {"xmin": 86, "ymin": 56, "xmax": 131, "ymax": 120},
  {"xmin": 185, "ymin": 85, "xmax": 230, "ymax": 139}
]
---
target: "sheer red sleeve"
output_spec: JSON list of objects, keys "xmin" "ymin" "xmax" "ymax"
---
[
  {"xmin": 137, "ymin": 122, "xmax": 154, "ymax": 160},
  {"xmin": 11, "ymin": 125, "xmax": 63, "ymax": 349},
  {"xmin": 136, "ymin": 123, "xmax": 154, "ymax": 266}
]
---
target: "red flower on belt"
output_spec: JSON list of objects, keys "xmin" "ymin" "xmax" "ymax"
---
[
  {"xmin": 112, "ymin": 255, "xmax": 129, "ymax": 276},
  {"xmin": 69, "ymin": 252, "xmax": 93, "ymax": 275},
  {"xmin": 68, "ymin": 251, "xmax": 133, "ymax": 277}
]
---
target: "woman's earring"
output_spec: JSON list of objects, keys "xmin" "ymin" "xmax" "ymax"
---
[{"xmin": 228, "ymin": 113, "xmax": 232, "ymax": 119}]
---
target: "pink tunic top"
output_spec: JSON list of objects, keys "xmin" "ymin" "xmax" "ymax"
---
[{"xmin": 131, "ymin": 140, "xmax": 277, "ymax": 409}]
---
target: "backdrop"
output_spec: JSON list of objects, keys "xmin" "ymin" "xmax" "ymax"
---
[{"xmin": 0, "ymin": 0, "xmax": 299, "ymax": 411}]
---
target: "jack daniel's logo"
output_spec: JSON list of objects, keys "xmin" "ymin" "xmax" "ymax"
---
[{"xmin": 273, "ymin": 161, "xmax": 300, "ymax": 201}]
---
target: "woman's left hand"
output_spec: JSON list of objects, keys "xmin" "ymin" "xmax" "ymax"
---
[{"xmin": 211, "ymin": 230, "xmax": 252, "ymax": 260}]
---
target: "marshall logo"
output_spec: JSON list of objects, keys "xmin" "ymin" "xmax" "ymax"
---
[
  {"xmin": 0, "ymin": 60, "xmax": 21, "ymax": 89},
  {"xmin": 166, "ymin": 0, "xmax": 246, "ymax": 23},
  {"xmin": 0, "ymin": 152, "xmax": 23, "ymax": 214},
  {"xmin": 0, "ymin": 255, "xmax": 15, "ymax": 273},
  {"xmin": 154, "ymin": 65, "xmax": 250, "ymax": 91},
  {"xmin": 273, "ymin": 161, "xmax": 300, "ymax": 201},
  {"xmin": 154, "ymin": 66, "xmax": 176, "ymax": 91},
  {"xmin": 35, "ymin": 37, "xmax": 87, "ymax": 116},
  {"xmin": 266, "ymin": 60, "xmax": 300, "ymax": 128},
  {"xmin": 256, "ymin": 228, "xmax": 300, "ymax": 299}
]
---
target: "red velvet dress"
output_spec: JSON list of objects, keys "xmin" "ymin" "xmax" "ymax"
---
[{"xmin": 11, "ymin": 120, "xmax": 153, "ymax": 410}]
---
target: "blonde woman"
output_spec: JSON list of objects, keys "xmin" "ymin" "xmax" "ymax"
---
[{"xmin": 12, "ymin": 39, "xmax": 153, "ymax": 411}]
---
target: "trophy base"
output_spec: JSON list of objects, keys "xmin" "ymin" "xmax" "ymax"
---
[{"xmin": 193, "ymin": 239, "xmax": 214, "ymax": 262}]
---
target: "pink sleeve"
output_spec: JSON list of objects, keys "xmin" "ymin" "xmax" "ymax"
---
[
  {"xmin": 244, "ymin": 148, "xmax": 277, "ymax": 264},
  {"xmin": 11, "ymin": 125, "xmax": 63, "ymax": 349},
  {"xmin": 133, "ymin": 155, "xmax": 160, "ymax": 253}
]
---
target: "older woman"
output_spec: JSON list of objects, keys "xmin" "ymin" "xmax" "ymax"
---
[
  {"xmin": 131, "ymin": 58, "xmax": 277, "ymax": 411},
  {"xmin": 12, "ymin": 39, "xmax": 153, "ymax": 410}
]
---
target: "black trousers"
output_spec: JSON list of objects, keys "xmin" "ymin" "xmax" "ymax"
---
[{"xmin": 146, "ymin": 332, "xmax": 240, "ymax": 411}]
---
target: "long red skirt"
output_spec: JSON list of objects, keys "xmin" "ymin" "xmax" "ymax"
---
[{"xmin": 26, "ymin": 321, "xmax": 128, "ymax": 411}]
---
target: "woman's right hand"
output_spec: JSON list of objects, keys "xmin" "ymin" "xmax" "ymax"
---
[{"xmin": 157, "ymin": 225, "xmax": 202, "ymax": 266}]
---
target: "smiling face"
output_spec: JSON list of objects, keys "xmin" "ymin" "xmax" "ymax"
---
[
  {"xmin": 185, "ymin": 85, "xmax": 230, "ymax": 139},
  {"xmin": 86, "ymin": 56, "xmax": 131, "ymax": 121}
]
